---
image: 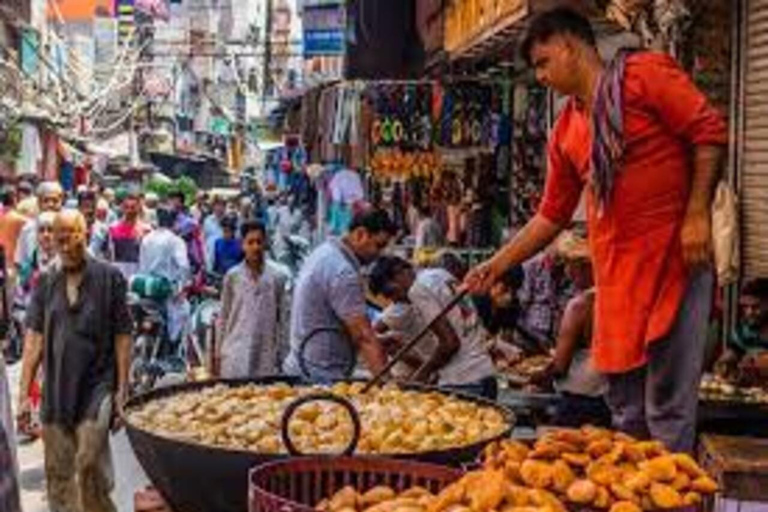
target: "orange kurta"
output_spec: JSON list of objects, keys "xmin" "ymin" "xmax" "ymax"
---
[{"xmin": 538, "ymin": 52, "xmax": 728, "ymax": 374}]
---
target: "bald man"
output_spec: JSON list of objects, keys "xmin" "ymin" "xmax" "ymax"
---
[{"xmin": 18, "ymin": 210, "xmax": 132, "ymax": 512}]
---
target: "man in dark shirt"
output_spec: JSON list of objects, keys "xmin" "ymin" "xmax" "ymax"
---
[{"xmin": 17, "ymin": 210, "xmax": 132, "ymax": 512}]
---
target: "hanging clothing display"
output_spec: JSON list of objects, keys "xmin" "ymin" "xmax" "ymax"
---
[{"xmin": 16, "ymin": 122, "xmax": 42, "ymax": 176}]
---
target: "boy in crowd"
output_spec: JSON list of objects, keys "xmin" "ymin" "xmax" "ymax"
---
[
  {"xmin": 368, "ymin": 255, "xmax": 496, "ymax": 398},
  {"xmin": 216, "ymin": 221, "xmax": 284, "ymax": 378}
]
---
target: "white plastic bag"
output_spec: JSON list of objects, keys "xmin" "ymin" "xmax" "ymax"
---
[{"xmin": 711, "ymin": 180, "xmax": 739, "ymax": 286}]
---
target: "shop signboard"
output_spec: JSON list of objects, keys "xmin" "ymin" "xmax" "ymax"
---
[{"xmin": 303, "ymin": 29, "xmax": 345, "ymax": 56}]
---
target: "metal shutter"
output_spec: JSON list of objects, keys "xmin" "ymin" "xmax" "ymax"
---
[{"xmin": 742, "ymin": 0, "xmax": 768, "ymax": 278}]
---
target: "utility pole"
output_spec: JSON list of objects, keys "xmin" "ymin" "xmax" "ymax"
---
[{"xmin": 262, "ymin": 0, "xmax": 274, "ymax": 114}]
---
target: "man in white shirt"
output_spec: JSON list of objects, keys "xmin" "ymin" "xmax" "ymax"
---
[
  {"xmin": 138, "ymin": 207, "xmax": 191, "ymax": 341},
  {"xmin": 369, "ymin": 255, "xmax": 497, "ymax": 398}
]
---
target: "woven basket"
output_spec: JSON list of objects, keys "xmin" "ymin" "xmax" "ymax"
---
[{"xmin": 249, "ymin": 457, "xmax": 462, "ymax": 512}]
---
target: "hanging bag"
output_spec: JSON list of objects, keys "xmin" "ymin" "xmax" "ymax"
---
[{"xmin": 711, "ymin": 180, "xmax": 739, "ymax": 286}]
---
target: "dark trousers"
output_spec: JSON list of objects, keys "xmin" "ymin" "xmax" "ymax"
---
[{"xmin": 605, "ymin": 269, "xmax": 713, "ymax": 453}]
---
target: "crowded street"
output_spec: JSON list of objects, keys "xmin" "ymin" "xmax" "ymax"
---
[{"xmin": 2, "ymin": 1, "xmax": 768, "ymax": 512}]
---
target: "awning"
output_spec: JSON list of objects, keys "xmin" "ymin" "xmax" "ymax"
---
[{"xmin": 446, "ymin": 0, "xmax": 623, "ymax": 69}]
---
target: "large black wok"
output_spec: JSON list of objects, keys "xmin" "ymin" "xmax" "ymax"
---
[{"xmin": 124, "ymin": 376, "xmax": 515, "ymax": 512}]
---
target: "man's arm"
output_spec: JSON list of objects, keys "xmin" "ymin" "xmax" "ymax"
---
[
  {"xmin": 114, "ymin": 333, "xmax": 131, "ymax": 403},
  {"xmin": 681, "ymin": 145, "xmax": 724, "ymax": 267},
  {"xmin": 550, "ymin": 295, "xmax": 591, "ymax": 376},
  {"xmin": 411, "ymin": 317, "xmax": 460, "ymax": 382},
  {"xmin": 342, "ymin": 314, "xmax": 387, "ymax": 375},
  {"xmin": 17, "ymin": 329, "xmax": 43, "ymax": 425},
  {"xmin": 464, "ymin": 214, "xmax": 563, "ymax": 294}
]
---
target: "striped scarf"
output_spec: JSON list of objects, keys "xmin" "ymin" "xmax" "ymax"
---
[{"xmin": 591, "ymin": 49, "xmax": 636, "ymax": 212}]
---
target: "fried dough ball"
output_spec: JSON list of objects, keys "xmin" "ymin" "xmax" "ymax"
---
[
  {"xmin": 587, "ymin": 461, "xmax": 623, "ymax": 487},
  {"xmin": 624, "ymin": 471, "xmax": 651, "ymax": 493},
  {"xmin": 609, "ymin": 482, "xmax": 638, "ymax": 504},
  {"xmin": 594, "ymin": 486, "xmax": 613, "ymax": 509},
  {"xmin": 639, "ymin": 456, "xmax": 677, "ymax": 483},
  {"xmin": 329, "ymin": 486, "xmax": 359, "ymax": 512},
  {"xmin": 671, "ymin": 453, "xmax": 707, "ymax": 479},
  {"xmin": 428, "ymin": 481, "xmax": 465, "ymax": 512},
  {"xmin": 649, "ymin": 483, "xmax": 684, "ymax": 509},
  {"xmin": 566, "ymin": 480, "xmax": 598, "ymax": 504},
  {"xmin": 528, "ymin": 489, "xmax": 568, "ymax": 512},
  {"xmin": 690, "ymin": 476, "xmax": 719, "ymax": 494},
  {"xmin": 505, "ymin": 484, "xmax": 533, "ymax": 507},
  {"xmin": 587, "ymin": 439, "xmax": 614, "ymax": 458},
  {"xmin": 670, "ymin": 471, "xmax": 690, "ymax": 492},
  {"xmin": 520, "ymin": 460, "xmax": 553, "ymax": 489},
  {"xmin": 551, "ymin": 460, "xmax": 576, "ymax": 493},
  {"xmin": 400, "ymin": 487, "xmax": 431, "ymax": 500},
  {"xmin": 361, "ymin": 487, "xmax": 397, "ymax": 506},
  {"xmin": 682, "ymin": 492, "xmax": 702, "ymax": 506},
  {"xmin": 561, "ymin": 452, "xmax": 591, "ymax": 468},
  {"xmin": 466, "ymin": 469, "xmax": 506, "ymax": 511},
  {"xmin": 610, "ymin": 501, "xmax": 642, "ymax": 512}
]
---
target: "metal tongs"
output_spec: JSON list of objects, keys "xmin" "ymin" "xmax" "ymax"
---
[{"xmin": 362, "ymin": 289, "xmax": 468, "ymax": 392}]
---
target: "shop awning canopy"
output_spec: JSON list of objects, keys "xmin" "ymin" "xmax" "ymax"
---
[{"xmin": 446, "ymin": 0, "xmax": 624, "ymax": 70}]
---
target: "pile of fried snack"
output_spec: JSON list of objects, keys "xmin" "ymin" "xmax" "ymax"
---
[
  {"xmin": 316, "ymin": 426, "xmax": 718, "ymax": 512},
  {"xmin": 129, "ymin": 382, "xmax": 509, "ymax": 455}
]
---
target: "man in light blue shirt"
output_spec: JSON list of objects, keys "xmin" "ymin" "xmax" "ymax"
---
[{"xmin": 284, "ymin": 208, "xmax": 395, "ymax": 381}]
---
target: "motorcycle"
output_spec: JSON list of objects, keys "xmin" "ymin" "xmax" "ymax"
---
[{"xmin": 128, "ymin": 293, "xmax": 168, "ymax": 395}]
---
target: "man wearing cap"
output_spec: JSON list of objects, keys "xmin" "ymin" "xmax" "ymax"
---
[{"xmin": 464, "ymin": 8, "xmax": 727, "ymax": 452}]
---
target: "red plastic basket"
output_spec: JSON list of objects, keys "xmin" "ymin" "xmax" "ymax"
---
[{"xmin": 248, "ymin": 457, "xmax": 462, "ymax": 512}]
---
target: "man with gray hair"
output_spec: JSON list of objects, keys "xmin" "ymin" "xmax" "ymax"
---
[
  {"xmin": 17, "ymin": 210, "xmax": 132, "ymax": 512},
  {"xmin": 14, "ymin": 181, "xmax": 63, "ymax": 272}
]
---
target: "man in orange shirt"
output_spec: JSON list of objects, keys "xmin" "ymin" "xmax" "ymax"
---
[{"xmin": 465, "ymin": 8, "xmax": 727, "ymax": 452}]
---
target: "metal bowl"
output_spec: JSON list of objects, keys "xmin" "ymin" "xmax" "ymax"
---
[{"xmin": 124, "ymin": 377, "xmax": 515, "ymax": 512}]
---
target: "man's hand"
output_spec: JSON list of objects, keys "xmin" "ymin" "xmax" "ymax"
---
[
  {"xmin": 111, "ymin": 391, "xmax": 127, "ymax": 433},
  {"xmin": 16, "ymin": 397, "xmax": 32, "ymax": 434},
  {"xmin": 681, "ymin": 209, "xmax": 712, "ymax": 268},
  {"xmin": 463, "ymin": 258, "xmax": 503, "ymax": 295}
]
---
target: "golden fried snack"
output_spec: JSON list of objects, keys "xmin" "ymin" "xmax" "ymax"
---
[
  {"xmin": 593, "ymin": 486, "xmax": 613, "ymax": 509},
  {"xmin": 566, "ymin": 480, "xmax": 598, "ymax": 504},
  {"xmin": 587, "ymin": 461, "xmax": 623, "ymax": 487},
  {"xmin": 670, "ymin": 471, "xmax": 690, "ymax": 492},
  {"xmin": 329, "ymin": 486, "xmax": 359, "ymax": 512},
  {"xmin": 682, "ymin": 492, "xmax": 702, "ymax": 506},
  {"xmin": 361, "ymin": 487, "xmax": 397, "ymax": 506},
  {"xmin": 427, "ymin": 481, "xmax": 465, "ymax": 512},
  {"xmin": 561, "ymin": 452, "xmax": 591, "ymax": 468},
  {"xmin": 503, "ymin": 460, "xmax": 522, "ymax": 482},
  {"xmin": 520, "ymin": 460, "xmax": 553, "ymax": 489},
  {"xmin": 649, "ymin": 483, "xmax": 683, "ymax": 509},
  {"xmin": 400, "ymin": 487, "xmax": 431, "ymax": 500},
  {"xmin": 466, "ymin": 470, "xmax": 506, "ymax": 512},
  {"xmin": 671, "ymin": 453, "xmax": 707, "ymax": 479},
  {"xmin": 550, "ymin": 429, "xmax": 587, "ymax": 448},
  {"xmin": 587, "ymin": 439, "xmax": 614, "ymax": 459},
  {"xmin": 505, "ymin": 484, "xmax": 533, "ymax": 507},
  {"xmin": 634, "ymin": 441, "xmax": 667, "ymax": 459},
  {"xmin": 551, "ymin": 460, "xmax": 576, "ymax": 493},
  {"xmin": 624, "ymin": 471, "xmax": 651, "ymax": 493},
  {"xmin": 609, "ymin": 482, "xmax": 638, "ymax": 504},
  {"xmin": 316, "ymin": 498, "xmax": 330, "ymax": 511},
  {"xmin": 610, "ymin": 501, "xmax": 642, "ymax": 512},
  {"xmin": 622, "ymin": 443, "xmax": 647, "ymax": 464},
  {"xmin": 528, "ymin": 489, "xmax": 568, "ymax": 512},
  {"xmin": 503, "ymin": 441, "xmax": 532, "ymax": 462},
  {"xmin": 690, "ymin": 476, "xmax": 719, "ymax": 493},
  {"xmin": 639, "ymin": 456, "xmax": 677, "ymax": 483}
]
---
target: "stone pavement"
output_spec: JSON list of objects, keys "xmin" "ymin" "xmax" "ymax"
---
[{"xmin": 8, "ymin": 362, "xmax": 150, "ymax": 512}]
